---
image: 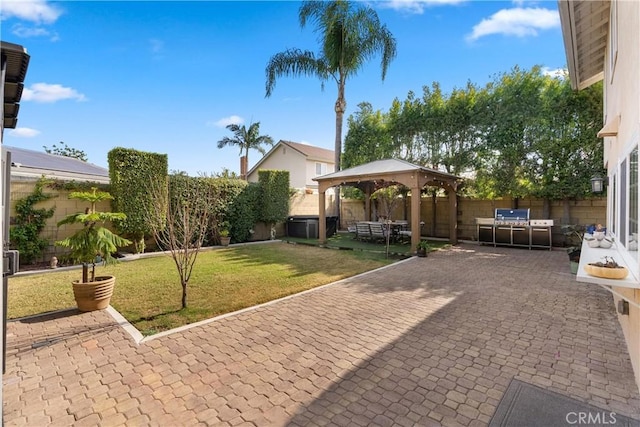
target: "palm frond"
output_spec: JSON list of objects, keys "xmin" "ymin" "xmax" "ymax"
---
[{"xmin": 265, "ymin": 49, "xmax": 327, "ymax": 97}]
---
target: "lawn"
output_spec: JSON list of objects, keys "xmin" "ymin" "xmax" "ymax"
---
[
  {"xmin": 8, "ymin": 242, "xmax": 393, "ymax": 335},
  {"xmin": 284, "ymin": 232, "xmax": 451, "ymax": 255}
]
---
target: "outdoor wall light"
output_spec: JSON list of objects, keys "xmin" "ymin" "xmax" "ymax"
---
[
  {"xmin": 591, "ymin": 174, "xmax": 607, "ymax": 193},
  {"xmin": 617, "ymin": 300, "xmax": 630, "ymax": 316}
]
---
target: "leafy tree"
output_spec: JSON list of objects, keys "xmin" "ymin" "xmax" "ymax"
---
[
  {"xmin": 43, "ymin": 142, "xmax": 88, "ymax": 162},
  {"xmin": 343, "ymin": 102, "xmax": 393, "ymax": 168},
  {"xmin": 216, "ymin": 122, "xmax": 273, "ymax": 180},
  {"xmin": 265, "ymin": 0, "xmax": 397, "ymax": 173}
]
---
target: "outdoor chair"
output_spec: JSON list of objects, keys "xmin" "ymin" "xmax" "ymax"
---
[
  {"xmin": 347, "ymin": 221, "xmax": 357, "ymax": 238},
  {"xmin": 369, "ymin": 222, "xmax": 388, "ymax": 242},
  {"xmin": 356, "ymin": 222, "xmax": 372, "ymax": 241}
]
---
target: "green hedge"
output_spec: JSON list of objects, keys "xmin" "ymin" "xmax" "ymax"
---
[
  {"xmin": 258, "ymin": 170, "xmax": 290, "ymax": 225},
  {"xmin": 108, "ymin": 148, "xmax": 168, "ymax": 253}
]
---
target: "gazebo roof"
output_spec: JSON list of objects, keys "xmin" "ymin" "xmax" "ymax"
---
[{"xmin": 313, "ymin": 158, "xmax": 461, "ymax": 192}]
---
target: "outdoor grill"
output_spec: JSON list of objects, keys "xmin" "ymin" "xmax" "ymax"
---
[{"xmin": 476, "ymin": 209, "xmax": 554, "ymax": 249}]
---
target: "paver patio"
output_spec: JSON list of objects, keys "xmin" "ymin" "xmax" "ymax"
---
[{"xmin": 4, "ymin": 244, "xmax": 640, "ymax": 426}]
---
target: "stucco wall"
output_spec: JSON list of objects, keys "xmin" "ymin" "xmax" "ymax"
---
[
  {"xmin": 247, "ymin": 145, "xmax": 307, "ymax": 189},
  {"xmin": 603, "ymin": 0, "xmax": 640, "ymax": 389},
  {"xmin": 304, "ymin": 160, "xmax": 335, "ymax": 188}
]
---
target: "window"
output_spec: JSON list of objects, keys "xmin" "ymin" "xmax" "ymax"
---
[
  {"xmin": 620, "ymin": 158, "xmax": 627, "ymax": 247},
  {"xmin": 629, "ymin": 148, "xmax": 638, "ymax": 250},
  {"xmin": 315, "ymin": 162, "xmax": 326, "ymax": 176}
]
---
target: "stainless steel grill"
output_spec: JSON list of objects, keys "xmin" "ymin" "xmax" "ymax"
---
[
  {"xmin": 475, "ymin": 210, "xmax": 554, "ymax": 249},
  {"xmin": 494, "ymin": 208, "xmax": 530, "ymax": 226}
]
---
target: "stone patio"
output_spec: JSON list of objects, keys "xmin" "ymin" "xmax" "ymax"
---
[{"xmin": 4, "ymin": 244, "xmax": 640, "ymax": 426}]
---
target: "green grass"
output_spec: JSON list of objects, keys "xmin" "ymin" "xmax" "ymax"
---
[
  {"xmin": 8, "ymin": 242, "xmax": 393, "ymax": 335},
  {"xmin": 284, "ymin": 232, "xmax": 450, "ymax": 255}
]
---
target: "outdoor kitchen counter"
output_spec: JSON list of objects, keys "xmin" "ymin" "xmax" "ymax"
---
[{"xmin": 475, "ymin": 218, "xmax": 553, "ymax": 250}]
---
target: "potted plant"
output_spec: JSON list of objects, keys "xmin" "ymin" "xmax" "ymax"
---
[
  {"xmin": 56, "ymin": 188, "xmax": 131, "ymax": 311},
  {"xmin": 219, "ymin": 221, "xmax": 231, "ymax": 247},
  {"xmin": 416, "ymin": 240, "xmax": 430, "ymax": 257},
  {"xmin": 584, "ymin": 256, "xmax": 628, "ymax": 279},
  {"xmin": 562, "ymin": 224, "xmax": 585, "ymax": 274}
]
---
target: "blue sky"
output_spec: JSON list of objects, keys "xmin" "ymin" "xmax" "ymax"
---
[{"xmin": 2, "ymin": 0, "xmax": 567, "ymax": 176}]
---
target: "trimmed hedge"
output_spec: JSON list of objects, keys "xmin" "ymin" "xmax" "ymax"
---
[
  {"xmin": 258, "ymin": 170, "xmax": 290, "ymax": 225},
  {"xmin": 108, "ymin": 147, "xmax": 168, "ymax": 253}
]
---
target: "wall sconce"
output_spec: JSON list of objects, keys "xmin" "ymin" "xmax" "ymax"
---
[
  {"xmin": 617, "ymin": 300, "xmax": 629, "ymax": 316},
  {"xmin": 590, "ymin": 175, "xmax": 607, "ymax": 193}
]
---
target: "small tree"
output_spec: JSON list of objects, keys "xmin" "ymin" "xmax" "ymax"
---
[
  {"xmin": 56, "ymin": 188, "xmax": 131, "ymax": 283},
  {"xmin": 145, "ymin": 175, "xmax": 216, "ymax": 309}
]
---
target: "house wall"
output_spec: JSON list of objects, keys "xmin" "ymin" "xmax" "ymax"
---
[
  {"xmin": 304, "ymin": 159, "xmax": 335, "ymax": 188},
  {"xmin": 247, "ymin": 145, "xmax": 307, "ymax": 189},
  {"xmin": 603, "ymin": 0, "xmax": 640, "ymax": 388}
]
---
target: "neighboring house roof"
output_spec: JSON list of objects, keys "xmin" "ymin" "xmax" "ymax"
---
[
  {"xmin": 558, "ymin": 0, "xmax": 610, "ymax": 90},
  {"xmin": 4, "ymin": 145, "xmax": 110, "ymax": 183},
  {"xmin": 247, "ymin": 140, "xmax": 335, "ymax": 177},
  {"xmin": 1, "ymin": 41, "xmax": 30, "ymax": 129}
]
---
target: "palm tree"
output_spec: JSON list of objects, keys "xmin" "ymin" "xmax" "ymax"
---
[
  {"xmin": 265, "ymin": 0, "xmax": 397, "ymax": 173},
  {"xmin": 216, "ymin": 122, "xmax": 274, "ymax": 180}
]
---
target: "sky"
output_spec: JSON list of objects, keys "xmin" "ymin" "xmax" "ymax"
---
[{"xmin": 1, "ymin": 0, "xmax": 568, "ymax": 176}]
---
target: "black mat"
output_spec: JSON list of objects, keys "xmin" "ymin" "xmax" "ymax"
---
[{"xmin": 489, "ymin": 379, "xmax": 640, "ymax": 427}]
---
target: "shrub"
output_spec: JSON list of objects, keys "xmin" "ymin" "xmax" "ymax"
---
[
  {"xmin": 258, "ymin": 170, "xmax": 290, "ymax": 225},
  {"xmin": 108, "ymin": 148, "xmax": 168, "ymax": 253},
  {"xmin": 9, "ymin": 178, "xmax": 55, "ymax": 265}
]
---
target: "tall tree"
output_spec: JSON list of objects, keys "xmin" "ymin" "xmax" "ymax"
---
[
  {"xmin": 216, "ymin": 122, "xmax": 273, "ymax": 180},
  {"xmin": 43, "ymin": 142, "xmax": 88, "ymax": 162},
  {"xmin": 265, "ymin": 0, "xmax": 397, "ymax": 173}
]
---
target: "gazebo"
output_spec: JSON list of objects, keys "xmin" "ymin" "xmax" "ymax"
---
[{"xmin": 312, "ymin": 159, "xmax": 462, "ymax": 252}]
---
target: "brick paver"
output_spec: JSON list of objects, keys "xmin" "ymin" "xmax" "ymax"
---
[{"xmin": 4, "ymin": 244, "xmax": 640, "ymax": 425}]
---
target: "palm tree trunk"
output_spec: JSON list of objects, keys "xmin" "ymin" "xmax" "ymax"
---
[{"xmin": 334, "ymin": 82, "xmax": 347, "ymax": 222}]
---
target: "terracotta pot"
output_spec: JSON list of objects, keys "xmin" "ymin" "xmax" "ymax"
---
[
  {"xmin": 72, "ymin": 275, "xmax": 116, "ymax": 312},
  {"xmin": 220, "ymin": 236, "xmax": 231, "ymax": 247},
  {"xmin": 584, "ymin": 264, "xmax": 628, "ymax": 280}
]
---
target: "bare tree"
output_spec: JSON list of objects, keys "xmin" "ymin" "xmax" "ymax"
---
[{"xmin": 145, "ymin": 175, "xmax": 215, "ymax": 309}]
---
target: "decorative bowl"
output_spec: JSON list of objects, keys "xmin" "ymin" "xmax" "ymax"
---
[
  {"xmin": 584, "ymin": 264, "xmax": 628, "ymax": 279},
  {"xmin": 587, "ymin": 239, "xmax": 600, "ymax": 248},
  {"xmin": 599, "ymin": 238, "xmax": 613, "ymax": 249},
  {"xmin": 593, "ymin": 231, "xmax": 605, "ymax": 241}
]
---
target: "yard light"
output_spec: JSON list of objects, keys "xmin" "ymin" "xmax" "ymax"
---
[{"xmin": 591, "ymin": 174, "xmax": 607, "ymax": 193}]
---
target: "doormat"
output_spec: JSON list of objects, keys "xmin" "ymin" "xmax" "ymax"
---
[{"xmin": 489, "ymin": 378, "xmax": 640, "ymax": 427}]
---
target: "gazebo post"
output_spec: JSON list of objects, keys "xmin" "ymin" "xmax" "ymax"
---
[
  {"xmin": 364, "ymin": 185, "xmax": 372, "ymax": 221},
  {"xmin": 411, "ymin": 186, "xmax": 421, "ymax": 253},
  {"xmin": 318, "ymin": 189, "xmax": 327, "ymax": 244},
  {"xmin": 448, "ymin": 187, "xmax": 458, "ymax": 245}
]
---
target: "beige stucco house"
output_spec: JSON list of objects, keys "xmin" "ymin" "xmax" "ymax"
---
[
  {"xmin": 559, "ymin": 0, "xmax": 640, "ymax": 388},
  {"xmin": 247, "ymin": 140, "xmax": 334, "ymax": 191}
]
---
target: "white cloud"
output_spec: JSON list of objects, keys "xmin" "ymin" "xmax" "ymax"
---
[
  {"xmin": 379, "ymin": 0, "xmax": 465, "ymax": 14},
  {"xmin": 466, "ymin": 7, "xmax": 559, "ymax": 41},
  {"xmin": 208, "ymin": 115, "xmax": 244, "ymax": 128},
  {"xmin": 542, "ymin": 67, "xmax": 566, "ymax": 78},
  {"xmin": 9, "ymin": 127, "xmax": 40, "ymax": 138},
  {"xmin": 22, "ymin": 83, "xmax": 86, "ymax": 103},
  {"xmin": 1, "ymin": 0, "xmax": 62, "ymax": 24},
  {"xmin": 11, "ymin": 23, "xmax": 59, "ymax": 41}
]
